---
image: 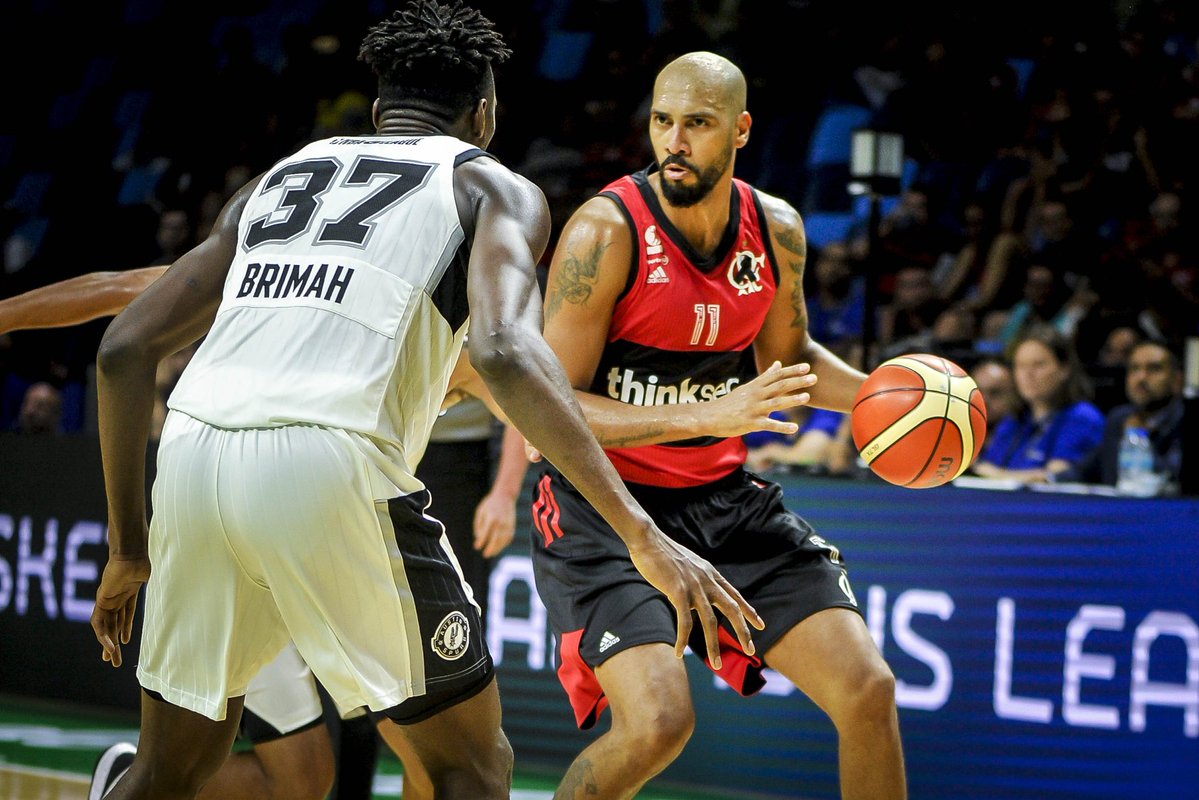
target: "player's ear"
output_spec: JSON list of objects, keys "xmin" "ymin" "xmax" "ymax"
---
[
  {"xmin": 470, "ymin": 97, "xmax": 489, "ymax": 142},
  {"xmin": 735, "ymin": 111, "xmax": 751, "ymax": 149},
  {"xmin": 371, "ymin": 99, "xmax": 381, "ymax": 131}
]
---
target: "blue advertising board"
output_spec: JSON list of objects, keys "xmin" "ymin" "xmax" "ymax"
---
[
  {"xmin": 2, "ymin": 433, "xmax": 1196, "ymax": 798},
  {"xmin": 485, "ymin": 470, "xmax": 1199, "ymax": 799}
]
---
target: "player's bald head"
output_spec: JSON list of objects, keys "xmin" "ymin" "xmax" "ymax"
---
[{"xmin": 654, "ymin": 51, "xmax": 747, "ymax": 116}]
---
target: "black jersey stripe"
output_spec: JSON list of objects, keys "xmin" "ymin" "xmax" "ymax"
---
[{"xmin": 598, "ymin": 189, "xmax": 641, "ymax": 303}]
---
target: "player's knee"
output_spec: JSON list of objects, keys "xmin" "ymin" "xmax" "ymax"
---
[
  {"xmin": 428, "ymin": 732, "xmax": 512, "ymax": 799},
  {"xmin": 845, "ymin": 663, "xmax": 898, "ymax": 727},
  {"xmin": 619, "ymin": 701, "xmax": 696, "ymax": 767}
]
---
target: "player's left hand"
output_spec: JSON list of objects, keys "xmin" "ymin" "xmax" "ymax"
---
[
  {"xmin": 473, "ymin": 490, "xmax": 517, "ymax": 558},
  {"xmin": 627, "ymin": 530, "xmax": 765, "ymax": 670},
  {"xmin": 91, "ymin": 554, "xmax": 151, "ymax": 668}
]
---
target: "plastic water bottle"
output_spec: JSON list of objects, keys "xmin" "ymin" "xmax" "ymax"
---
[{"xmin": 1117, "ymin": 427, "xmax": 1162, "ymax": 497}]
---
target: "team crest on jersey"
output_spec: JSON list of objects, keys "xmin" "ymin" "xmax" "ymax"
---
[
  {"xmin": 728, "ymin": 250, "xmax": 765, "ymax": 296},
  {"xmin": 432, "ymin": 611, "xmax": 470, "ymax": 660}
]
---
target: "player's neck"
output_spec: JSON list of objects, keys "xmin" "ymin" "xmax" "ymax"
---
[
  {"xmin": 651, "ymin": 173, "xmax": 735, "ymax": 257},
  {"xmin": 375, "ymin": 109, "xmax": 472, "ymax": 142}
]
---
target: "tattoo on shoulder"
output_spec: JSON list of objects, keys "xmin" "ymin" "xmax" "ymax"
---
[
  {"xmin": 776, "ymin": 226, "xmax": 809, "ymax": 329},
  {"xmin": 554, "ymin": 758, "xmax": 599, "ymax": 799},
  {"xmin": 775, "ymin": 227, "xmax": 806, "ymax": 261},
  {"xmin": 546, "ymin": 241, "xmax": 611, "ymax": 319}
]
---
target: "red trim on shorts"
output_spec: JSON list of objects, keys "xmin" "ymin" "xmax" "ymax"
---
[
  {"xmin": 533, "ymin": 474, "xmax": 553, "ymax": 546},
  {"xmin": 703, "ymin": 626, "xmax": 767, "ymax": 696},
  {"xmin": 533, "ymin": 473, "xmax": 566, "ymax": 547},
  {"xmin": 557, "ymin": 629, "xmax": 608, "ymax": 729}
]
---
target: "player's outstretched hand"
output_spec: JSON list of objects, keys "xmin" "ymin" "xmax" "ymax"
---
[
  {"xmin": 704, "ymin": 361, "xmax": 816, "ymax": 439},
  {"xmin": 627, "ymin": 531, "xmax": 765, "ymax": 669},
  {"xmin": 91, "ymin": 555, "xmax": 151, "ymax": 668}
]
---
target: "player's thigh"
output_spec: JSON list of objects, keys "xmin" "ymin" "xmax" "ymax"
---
[
  {"xmin": 250, "ymin": 725, "xmax": 335, "ymax": 799},
  {"xmin": 375, "ymin": 676, "xmax": 510, "ymax": 779},
  {"xmin": 764, "ymin": 607, "xmax": 893, "ymax": 716},
  {"xmin": 131, "ymin": 691, "xmax": 245, "ymax": 788},
  {"xmin": 594, "ymin": 643, "xmax": 694, "ymax": 730}
]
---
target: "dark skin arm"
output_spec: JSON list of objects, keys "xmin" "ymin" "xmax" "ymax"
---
[
  {"xmin": 91, "ymin": 177, "xmax": 262, "ymax": 667},
  {"xmin": 0, "ymin": 266, "xmax": 167, "ymax": 335},
  {"xmin": 457, "ymin": 158, "xmax": 762, "ymax": 666}
]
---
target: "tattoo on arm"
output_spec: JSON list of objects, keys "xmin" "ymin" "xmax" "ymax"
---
[
  {"xmin": 789, "ymin": 262, "xmax": 809, "ymax": 330},
  {"xmin": 546, "ymin": 241, "xmax": 610, "ymax": 319},
  {"xmin": 554, "ymin": 758, "xmax": 599, "ymax": 799},
  {"xmin": 775, "ymin": 227, "xmax": 809, "ymax": 329},
  {"xmin": 599, "ymin": 423, "xmax": 670, "ymax": 449}
]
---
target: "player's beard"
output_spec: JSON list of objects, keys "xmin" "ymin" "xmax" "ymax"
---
[{"xmin": 659, "ymin": 149, "xmax": 731, "ymax": 208}]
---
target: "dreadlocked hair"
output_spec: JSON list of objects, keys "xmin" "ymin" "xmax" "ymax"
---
[{"xmin": 359, "ymin": 1, "xmax": 511, "ymax": 119}]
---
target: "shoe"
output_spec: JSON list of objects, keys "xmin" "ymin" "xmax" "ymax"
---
[{"xmin": 88, "ymin": 741, "xmax": 137, "ymax": 800}]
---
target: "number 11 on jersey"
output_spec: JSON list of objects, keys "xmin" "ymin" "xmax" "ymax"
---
[{"xmin": 690, "ymin": 303, "xmax": 721, "ymax": 346}]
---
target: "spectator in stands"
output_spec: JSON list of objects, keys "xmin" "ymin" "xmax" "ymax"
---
[
  {"xmin": 1056, "ymin": 339, "xmax": 1186, "ymax": 490},
  {"xmin": 935, "ymin": 199, "xmax": 998, "ymax": 306},
  {"xmin": 152, "ymin": 208, "xmax": 195, "ymax": 266},
  {"xmin": 997, "ymin": 263, "xmax": 1078, "ymax": 349},
  {"xmin": 806, "ymin": 242, "xmax": 865, "ymax": 345},
  {"xmin": 969, "ymin": 357, "xmax": 1019, "ymax": 449},
  {"xmin": 876, "ymin": 265, "xmax": 940, "ymax": 349},
  {"xmin": 745, "ymin": 407, "xmax": 848, "ymax": 475},
  {"xmin": 14, "ymin": 381, "xmax": 63, "ymax": 435},
  {"xmin": 971, "ymin": 325, "xmax": 1105, "ymax": 483}
]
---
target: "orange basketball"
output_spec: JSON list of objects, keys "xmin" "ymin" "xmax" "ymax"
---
[{"xmin": 851, "ymin": 354, "xmax": 987, "ymax": 489}]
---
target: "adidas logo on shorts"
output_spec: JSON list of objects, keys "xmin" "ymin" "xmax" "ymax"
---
[{"xmin": 599, "ymin": 631, "xmax": 621, "ymax": 652}]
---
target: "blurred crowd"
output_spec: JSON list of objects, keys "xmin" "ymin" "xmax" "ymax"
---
[{"xmin": 1, "ymin": 0, "xmax": 1195, "ymax": 490}]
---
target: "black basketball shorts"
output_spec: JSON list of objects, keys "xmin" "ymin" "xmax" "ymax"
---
[{"xmin": 530, "ymin": 466, "xmax": 861, "ymax": 729}]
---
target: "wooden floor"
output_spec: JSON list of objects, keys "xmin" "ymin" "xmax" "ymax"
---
[{"xmin": 0, "ymin": 765, "xmax": 90, "ymax": 800}]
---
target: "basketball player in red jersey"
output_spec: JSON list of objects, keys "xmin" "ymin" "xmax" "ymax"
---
[{"xmin": 533, "ymin": 52, "xmax": 907, "ymax": 799}]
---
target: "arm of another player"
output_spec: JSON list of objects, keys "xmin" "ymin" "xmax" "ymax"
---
[
  {"xmin": 472, "ymin": 423, "xmax": 529, "ymax": 558},
  {"xmin": 458, "ymin": 159, "xmax": 763, "ymax": 666},
  {"xmin": 542, "ymin": 197, "xmax": 813, "ymax": 447},
  {"xmin": 0, "ymin": 266, "xmax": 167, "ymax": 335},
  {"xmin": 91, "ymin": 177, "xmax": 260, "ymax": 668},
  {"xmin": 754, "ymin": 193, "xmax": 867, "ymax": 413}
]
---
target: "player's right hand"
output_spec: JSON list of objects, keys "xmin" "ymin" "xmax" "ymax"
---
[
  {"xmin": 627, "ymin": 530, "xmax": 765, "ymax": 669},
  {"xmin": 704, "ymin": 361, "xmax": 816, "ymax": 439},
  {"xmin": 91, "ymin": 554, "xmax": 151, "ymax": 668}
]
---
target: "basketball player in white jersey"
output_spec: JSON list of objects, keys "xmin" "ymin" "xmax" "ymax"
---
[{"xmin": 85, "ymin": 3, "xmax": 762, "ymax": 798}]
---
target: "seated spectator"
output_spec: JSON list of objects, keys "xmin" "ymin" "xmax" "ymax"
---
[
  {"xmin": 14, "ymin": 381, "xmax": 63, "ymax": 435},
  {"xmin": 745, "ymin": 407, "xmax": 849, "ymax": 474},
  {"xmin": 806, "ymin": 242, "xmax": 865, "ymax": 345},
  {"xmin": 971, "ymin": 325, "xmax": 1105, "ymax": 483},
  {"xmin": 969, "ymin": 357, "xmax": 1019, "ymax": 447},
  {"xmin": 877, "ymin": 265, "xmax": 940, "ymax": 347},
  {"xmin": 997, "ymin": 263, "xmax": 1090, "ymax": 350},
  {"xmin": 1056, "ymin": 339, "xmax": 1186, "ymax": 491},
  {"xmin": 879, "ymin": 305, "xmax": 977, "ymax": 365}
]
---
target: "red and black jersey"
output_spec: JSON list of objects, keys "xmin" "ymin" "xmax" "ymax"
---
[{"xmin": 592, "ymin": 165, "xmax": 780, "ymax": 488}]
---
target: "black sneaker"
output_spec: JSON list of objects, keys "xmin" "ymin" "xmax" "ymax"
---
[{"xmin": 88, "ymin": 741, "xmax": 137, "ymax": 800}]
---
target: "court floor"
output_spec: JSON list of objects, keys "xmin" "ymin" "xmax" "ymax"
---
[{"xmin": 0, "ymin": 696, "xmax": 710, "ymax": 800}]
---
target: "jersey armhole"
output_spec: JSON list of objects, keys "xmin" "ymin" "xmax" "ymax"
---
[
  {"xmin": 454, "ymin": 148, "xmax": 496, "ymax": 167},
  {"xmin": 598, "ymin": 190, "xmax": 640, "ymax": 303},
  {"xmin": 751, "ymin": 189, "xmax": 782, "ymax": 286}
]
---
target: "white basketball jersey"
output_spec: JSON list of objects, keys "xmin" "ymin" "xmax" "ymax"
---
[{"xmin": 169, "ymin": 135, "xmax": 486, "ymax": 491}]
